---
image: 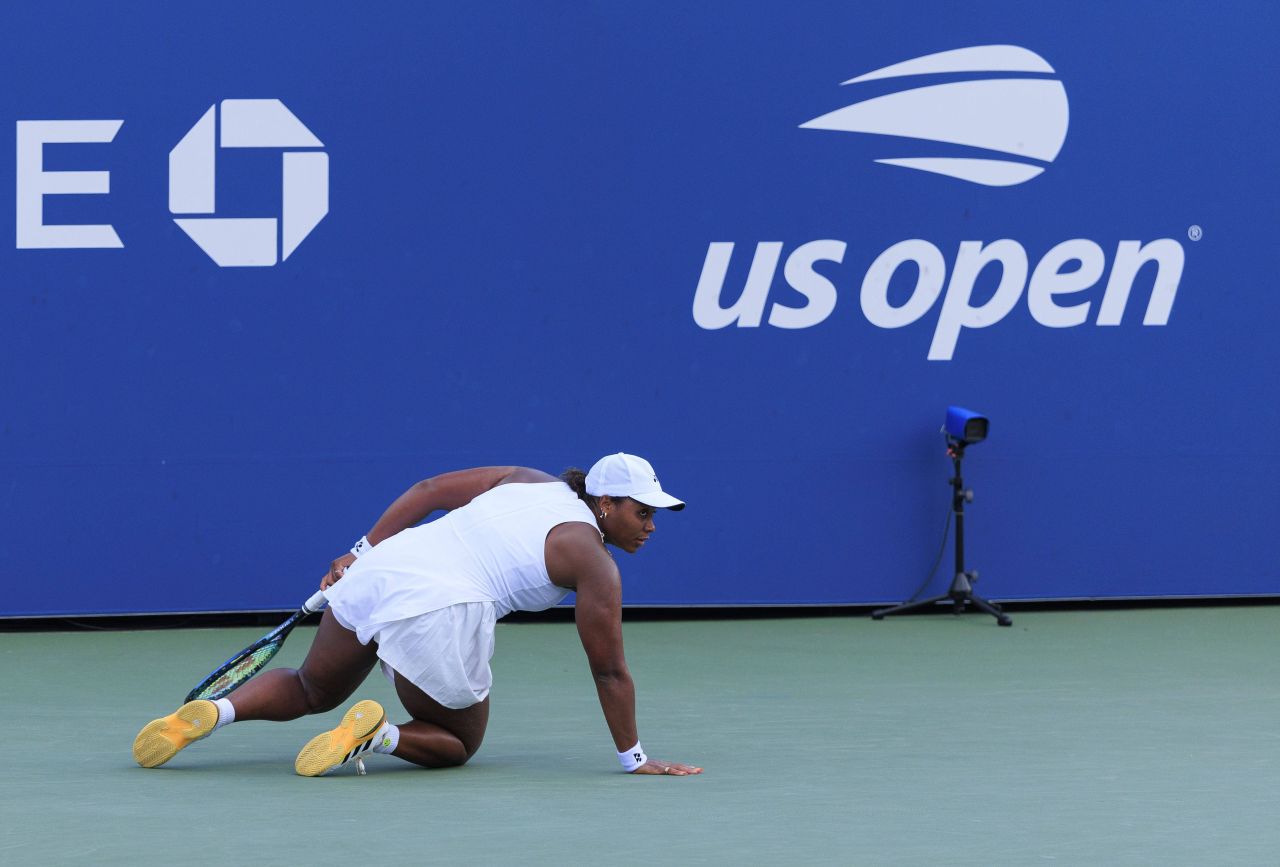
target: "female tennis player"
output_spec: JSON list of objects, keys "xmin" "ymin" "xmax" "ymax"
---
[{"xmin": 132, "ymin": 453, "xmax": 702, "ymax": 777}]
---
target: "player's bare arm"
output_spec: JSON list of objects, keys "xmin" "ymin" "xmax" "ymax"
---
[{"xmin": 549, "ymin": 522, "xmax": 702, "ymax": 775}]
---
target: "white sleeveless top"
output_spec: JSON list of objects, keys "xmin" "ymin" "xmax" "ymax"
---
[{"xmin": 326, "ymin": 481, "xmax": 598, "ymax": 642}]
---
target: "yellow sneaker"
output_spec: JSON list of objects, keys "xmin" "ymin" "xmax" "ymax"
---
[
  {"xmin": 132, "ymin": 699, "xmax": 220, "ymax": 768},
  {"xmin": 294, "ymin": 700, "xmax": 386, "ymax": 777}
]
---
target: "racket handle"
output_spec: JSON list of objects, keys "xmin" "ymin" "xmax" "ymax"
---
[{"xmin": 302, "ymin": 589, "xmax": 329, "ymax": 614}]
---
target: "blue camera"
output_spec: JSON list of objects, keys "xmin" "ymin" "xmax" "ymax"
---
[{"xmin": 945, "ymin": 406, "xmax": 989, "ymax": 444}]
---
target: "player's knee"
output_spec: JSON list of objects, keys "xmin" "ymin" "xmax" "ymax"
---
[
  {"xmin": 430, "ymin": 734, "xmax": 476, "ymax": 768},
  {"xmin": 298, "ymin": 678, "xmax": 344, "ymax": 714},
  {"xmin": 437, "ymin": 745, "xmax": 473, "ymax": 768},
  {"xmin": 462, "ymin": 735, "xmax": 485, "ymax": 762}
]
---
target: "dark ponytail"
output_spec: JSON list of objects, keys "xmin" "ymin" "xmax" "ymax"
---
[{"xmin": 560, "ymin": 467, "xmax": 589, "ymax": 501}]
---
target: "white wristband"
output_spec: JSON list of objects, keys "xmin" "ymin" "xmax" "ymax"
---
[
  {"xmin": 351, "ymin": 536, "xmax": 373, "ymax": 558},
  {"xmin": 618, "ymin": 741, "xmax": 647, "ymax": 772}
]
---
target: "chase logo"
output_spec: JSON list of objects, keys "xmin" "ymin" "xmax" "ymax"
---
[
  {"xmin": 800, "ymin": 45, "xmax": 1069, "ymax": 187},
  {"xmin": 169, "ymin": 99, "xmax": 329, "ymax": 266}
]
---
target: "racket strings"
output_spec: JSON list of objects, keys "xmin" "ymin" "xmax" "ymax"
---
[{"xmin": 193, "ymin": 640, "xmax": 283, "ymax": 700}]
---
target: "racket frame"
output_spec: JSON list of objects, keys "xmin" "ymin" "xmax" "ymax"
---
[{"xmin": 184, "ymin": 590, "xmax": 328, "ymax": 702}]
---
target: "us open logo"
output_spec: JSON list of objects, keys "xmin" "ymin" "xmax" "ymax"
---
[
  {"xmin": 169, "ymin": 99, "xmax": 329, "ymax": 266},
  {"xmin": 692, "ymin": 44, "xmax": 1187, "ymax": 360},
  {"xmin": 800, "ymin": 45, "xmax": 1069, "ymax": 186}
]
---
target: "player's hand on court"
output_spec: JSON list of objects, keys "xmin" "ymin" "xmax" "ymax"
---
[
  {"xmin": 321, "ymin": 553, "xmax": 357, "ymax": 590},
  {"xmin": 632, "ymin": 758, "xmax": 702, "ymax": 776}
]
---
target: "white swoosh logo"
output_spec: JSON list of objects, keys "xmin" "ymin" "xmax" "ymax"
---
[{"xmin": 800, "ymin": 45, "xmax": 1070, "ymax": 187}]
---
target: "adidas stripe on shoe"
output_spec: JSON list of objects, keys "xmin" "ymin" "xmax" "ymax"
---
[
  {"xmin": 294, "ymin": 700, "xmax": 387, "ymax": 777},
  {"xmin": 132, "ymin": 699, "xmax": 220, "ymax": 768}
]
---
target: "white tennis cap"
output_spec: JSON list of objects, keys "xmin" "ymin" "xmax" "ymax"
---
[{"xmin": 586, "ymin": 453, "xmax": 685, "ymax": 511}]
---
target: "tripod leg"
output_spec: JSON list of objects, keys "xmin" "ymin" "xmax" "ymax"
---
[
  {"xmin": 966, "ymin": 593, "xmax": 1012, "ymax": 627},
  {"xmin": 870, "ymin": 593, "xmax": 950, "ymax": 620}
]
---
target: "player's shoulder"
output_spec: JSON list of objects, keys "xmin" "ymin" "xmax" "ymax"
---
[{"xmin": 546, "ymin": 521, "xmax": 615, "ymax": 590}]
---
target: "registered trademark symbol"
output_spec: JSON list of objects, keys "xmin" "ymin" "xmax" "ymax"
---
[{"xmin": 1188, "ymin": 225, "xmax": 1203, "ymax": 241}]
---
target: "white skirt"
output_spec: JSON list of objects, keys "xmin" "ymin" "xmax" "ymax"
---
[{"xmin": 333, "ymin": 600, "xmax": 497, "ymax": 709}]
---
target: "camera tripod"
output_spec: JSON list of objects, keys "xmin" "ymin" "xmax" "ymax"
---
[{"xmin": 872, "ymin": 438, "xmax": 1012, "ymax": 626}]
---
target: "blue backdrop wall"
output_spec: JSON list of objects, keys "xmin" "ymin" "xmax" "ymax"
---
[{"xmin": 3, "ymin": 2, "xmax": 1277, "ymax": 615}]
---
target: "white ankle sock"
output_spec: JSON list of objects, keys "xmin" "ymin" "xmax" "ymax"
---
[
  {"xmin": 212, "ymin": 698, "xmax": 236, "ymax": 731},
  {"xmin": 371, "ymin": 722, "xmax": 400, "ymax": 754}
]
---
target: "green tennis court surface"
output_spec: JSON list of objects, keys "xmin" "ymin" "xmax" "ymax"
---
[{"xmin": 2, "ymin": 608, "xmax": 1277, "ymax": 865}]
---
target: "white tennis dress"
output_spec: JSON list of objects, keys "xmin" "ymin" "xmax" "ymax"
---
[{"xmin": 325, "ymin": 481, "xmax": 598, "ymax": 708}]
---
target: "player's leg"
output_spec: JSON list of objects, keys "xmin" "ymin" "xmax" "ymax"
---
[
  {"xmin": 292, "ymin": 602, "xmax": 493, "ymax": 775},
  {"xmin": 292, "ymin": 675, "xmax": 489, "ymax": 776},
  {"xmin": 228, "ymin": 609, "xmax": 379, "ymax": 721},
  {"xmin": 133, "ymin": 610, "xmax": 378, "ymax": 768},
  {"xmin": 386, "ymin": 671, "xmax": 490, "ymax": 768}
]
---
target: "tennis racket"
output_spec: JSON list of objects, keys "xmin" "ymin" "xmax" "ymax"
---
[{"xmin": 185, "ymin": 590, "xmax": 329, "ymax": 702}]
